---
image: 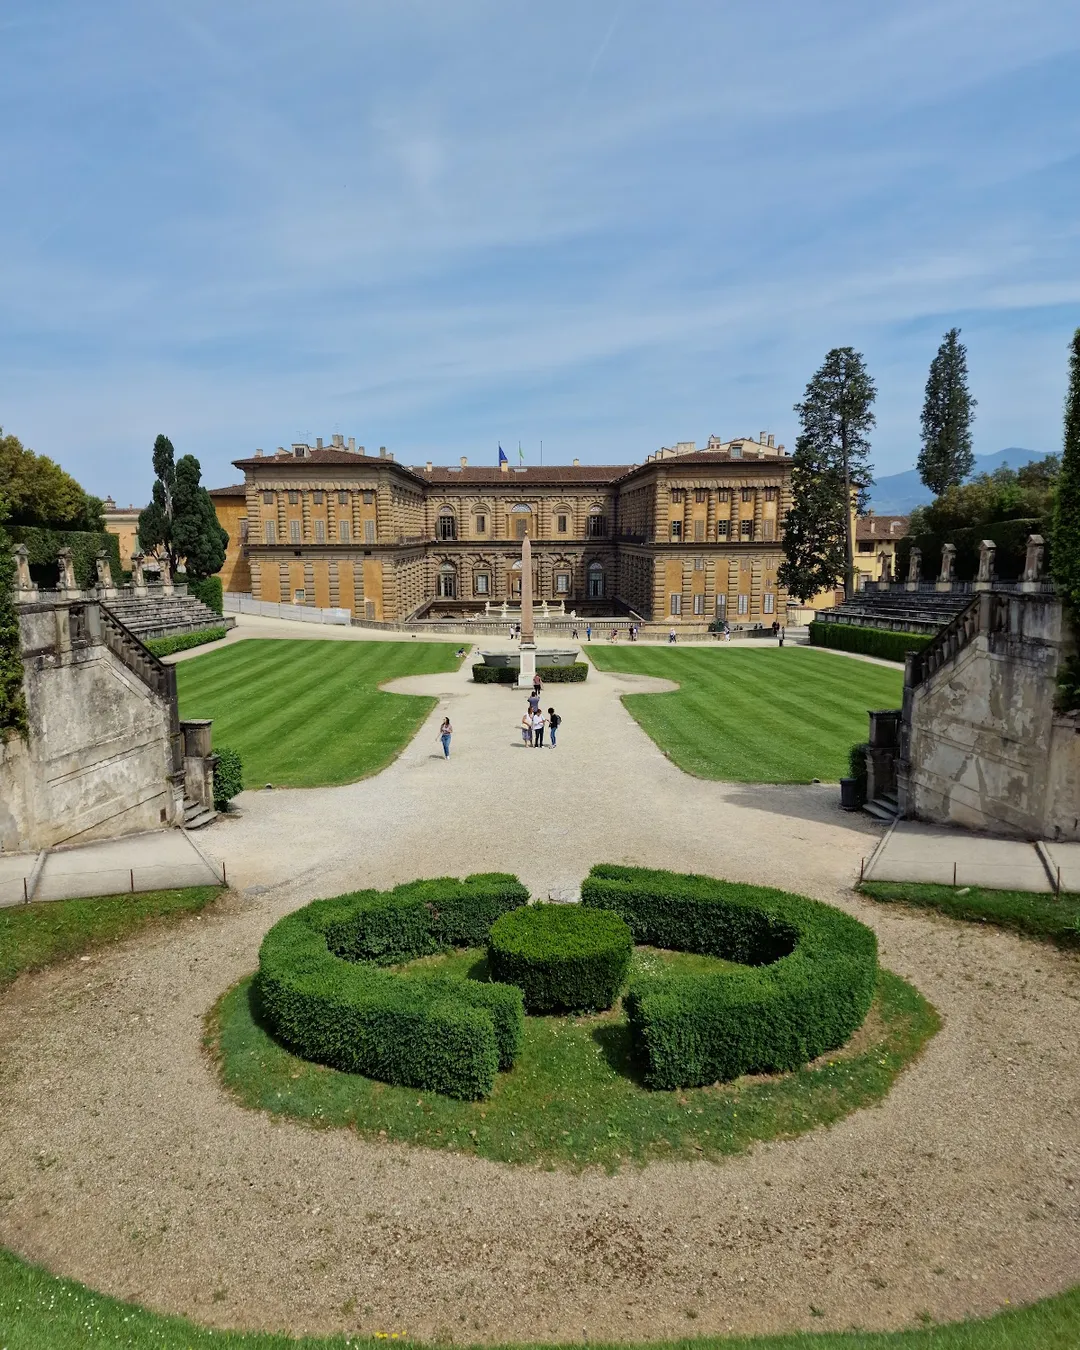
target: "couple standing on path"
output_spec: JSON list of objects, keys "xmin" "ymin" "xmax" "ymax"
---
[{"xmin": 521, "ymin": 692, "xmax": 561, "ymax": 748}]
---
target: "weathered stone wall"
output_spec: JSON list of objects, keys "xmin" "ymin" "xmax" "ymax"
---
[
  {"xmin": 0, "ymin": 601, "xmax": 183, "ymax": 852},
  {"xmin": 904, "ymin": 597, "xmax": 1079, "ymax": 838}
]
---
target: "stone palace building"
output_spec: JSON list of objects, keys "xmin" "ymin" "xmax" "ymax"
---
[{"xmin": 214, "ymin": 432, "xmax": 793, "ymax": 625}]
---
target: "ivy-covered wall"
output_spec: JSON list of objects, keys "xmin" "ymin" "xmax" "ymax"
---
[
  {"xmin": 8, "ymin": 526, "xmax": 121, "ymax": 590},
  {"xmin": 0, "ymin": 518, "xmax": 28, "ymax": 737}
]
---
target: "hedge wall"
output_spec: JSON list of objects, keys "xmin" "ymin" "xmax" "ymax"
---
[
  {"xmin": 10, "ymin": 526, "xmax": 121, "ymax": 590},
  {"xmin": 144, "ymin": 627, "xmax": 228, "ymax": 657},
  {"xmin": 895, "ymin": 518, "xmax": 1044, "ymax": 584},
  {"xmin": 184, "ymin": 574, "xmax": 224, "ymax": 614},
  {"xmin": 581, "ymin": 864, "xmax": 878, "ymax": 1089},
  {"xmin": 488, "ymin": 903, "xmax": 632, "ymax": 1012},
  {"xmin": 472, "ymin": 662, "xmax": 588, "ymax": 684},
  {"xmin": 808, "ymin": 621, "xmax": 934, "ymax": 663},
  {"xmin": 258, "ymin": 873, "xmax": 529, "ymax": 1099}
]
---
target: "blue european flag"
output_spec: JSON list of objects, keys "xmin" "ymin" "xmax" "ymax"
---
[{"xmin": 498, "ymin": 444, "xmax": 508, "ymax": 465}]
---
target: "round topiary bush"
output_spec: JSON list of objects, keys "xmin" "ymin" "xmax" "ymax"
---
[
  {"xmin": 581, "ymin": 864, "xmax": 878, "ymax": 1088},
  {"xmin": 258, "ymin": 873, "xmax": 529, "ymax": 1099},
  {"xmin": 487, "ymin": 902, "xmax": 633, "ymax": 1013}
]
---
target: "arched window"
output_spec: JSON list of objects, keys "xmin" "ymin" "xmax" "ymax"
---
[
  {"xmin": 437, "ymin": 508, "xmax": 457, "ymax": 541},
  {"xmin": 588, "ymin": 561, "xmax": 604, "ymax": 599},
  {"xmin": 511, "ymin": 503, "xmax": 532, "ymax": 540},
  {"xmin": 587, "ymin": 505, "xmax": 608, "ymax": 538},
  {"xmin": 437, "ymin": 562, "xmax": 457, "ymax": 599}
]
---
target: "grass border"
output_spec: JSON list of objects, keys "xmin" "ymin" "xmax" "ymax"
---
[{"xmin": 858, "ymin": 881, "xmax": 1080, "ymax": 948}]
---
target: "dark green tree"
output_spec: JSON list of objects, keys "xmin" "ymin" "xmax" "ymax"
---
[
  {"xmin": 0, "ymin": 498, "xmax": 28, "ymax": 737},
  {"xmin": 137, "ymin": 435, "xmax": 227, "ymax": 579},
  {"xmin": 1052, "ymin": 328, "xmax": 1080, "ymax": 613},
  {"xmin": 0, "ymin": 428, "xmax": 103, "ymax": 530},
  {"xmin": 778, "ymin": 347, "xmax": 876, "ymax": 601},
  {"xmin": 917, "ymin": 328, "xmax": 976, "ymax": 495}
]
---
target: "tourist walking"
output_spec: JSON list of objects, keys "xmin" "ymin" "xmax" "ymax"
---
[
  {"xmin": 520, "ymin": 709, "xmax": 532, "ymax": 745},
  {"xmin": 547, "ymin": 707, "xmax": 561, "ymax": 748},
  {"xmin": 585, "ymin": 623, "xmax": 592, "ymax": 641},
  {"xmin": 610, "ymin": 627, "xmax": 618, "ymax": 642},
  {"xmin": 571, "ymin": 627, "xmax": 580, "ymax": 640},
  {"xmin": 531, "ymin": 709, "xmax": 545, "ymax": 747},
  {"xmin": 439, "ymin": 716, "xmax": 453, "ymax": 759},
  {"xmin": 778, "ymin": 626, "xmax": 786, "ymax": 647},
  {"xmin": 527, "ymin": 690, "xmax": 540, "ymax": 714},
  {"xmin": 532, "ymin": 671, "xmax": 542, "ymax": 696},
  {"xmin": 668, "ymin": 627, "xmax": 677, "ymax": 644}
]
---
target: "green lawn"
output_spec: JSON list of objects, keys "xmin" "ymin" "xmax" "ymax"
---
[
  {"xmin": 586, "ymin": 645, "xmax": 903, "ymax": 782},
  {"xmin": 210, "ymin": 961, "xmax": 936, "ymax": 1172},
  {"xmin": 176, "ymin": 638, "xmax": 462, "ymax": 789},
  {"xmin": 0, "ymin": 886, "xmax": 223, "ymax": 993},
  {"xmin": 3, "ymin": 1245, "xmax": 1079, "ymax": 1349},
  {"xmin": 860, "ymin": 882, "xmax": 1080, "ymax": 948}
]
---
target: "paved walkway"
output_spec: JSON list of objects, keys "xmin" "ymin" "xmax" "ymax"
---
[
  {"xmin": 0, "ymin": 830, "xmax": 223, "ymax": 908},
  {"xmin": 1, "ymin": 654, "xmax": 1078, "ymax": 1343},
  {"xmin": 864, "ymin": 820, "xmax": 1056, "ymax": 890}
]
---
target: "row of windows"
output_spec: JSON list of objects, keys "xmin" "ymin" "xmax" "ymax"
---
[
  {"xmin": 264, "ymin": 490, "xmax": 375, "ymax": 506},
  {"xmin": 264, "ymin": 519, "xmax": 377, "ymax": 544},
  {"xmin": 435, "ymin": 561, "xmax": 605, "ymax": 600},
  {"xmin": 670, "ymin": 519, "xmax": 776, "ymax": 541},
  {"xmin": 435, "ymin": 513, "xmax": 606, "ymax": 540},
  {"xmin": 670, "ymin": 487, "xmax": 780, "ymax": 504},
  {"xmin": 668, "ymin": 592, "xmax": 776, "ymax": 616}
]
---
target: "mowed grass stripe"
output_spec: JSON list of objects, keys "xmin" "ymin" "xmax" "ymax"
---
[
  {"xmin": 176, "ymin": 638, "xmax": 461, "ymax": 788},
  {"xmin": 589, "ymin": 645, "xmax": 902, "ymax": 783}
]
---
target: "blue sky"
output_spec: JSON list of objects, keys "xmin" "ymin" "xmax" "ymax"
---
[{"xmin": 2, "ymin": 1, "xmax": 1078, "ymax": 501}]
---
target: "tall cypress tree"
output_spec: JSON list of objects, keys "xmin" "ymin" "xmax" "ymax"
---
[
  {"xmin": 778, "ymin": 347, "xmax": 876, "ymax": 601},
  {"xmin": 917, "ymin": 328, "xmax": 976, "ymax": 495},
  {"xmin": 1052, "ymin": 328, "xmax": 1080, "ymax": 613},
  {"xmin": 137, "ymin": 435, "xmax": 227, "ymax": 580}
]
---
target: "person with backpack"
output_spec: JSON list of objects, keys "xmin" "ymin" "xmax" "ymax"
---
[{"xmin": 547, "ymin": 707, "xmax": 561, "ymax": 748}]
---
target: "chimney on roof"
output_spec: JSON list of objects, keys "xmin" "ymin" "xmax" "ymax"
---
[
  {"xmin": 357, "ymin": 444, "xmax": 365, "ymax": 455},
  {"xmin": 500, "ymin": 457, "xmax": 509, "ymax": 473},
  {"xmin": 348, "ymin": 436, "xmax": 355, "ymax": 452},
  {"xmin": 460, "ymin": 456, "xmax": 468, "ymax": 468},
  {"xmin": 332, "ymin": 434, "xmax": 343, "ymax": 447},
  {"xmin": 255, "ymin": 448, "xmax": 264, "ymax": 457},
  {"xmin": 573, "ymin": 458, "xmax": 580, "ymax": 467},
  {"xmin": 379, "ymin": 446, "xmax": 387, "ymax": 458},
  {"xmin": 316, "ymin": 437, "xmax": 323, "ymax": 450},
  {"xmin": 387, "ymin": 452, "xmax": 394, "ymax": 461},
  {"xmin": 759, "ymin": 432, "xmax": 766, "ymax": 444},
  {"xmin": 768, "ymin": 434, "xmax": 775, "ymax": 448},
  {"xmin": 426, "ymin": 461, "xmax": 433, "ymax": 472}
]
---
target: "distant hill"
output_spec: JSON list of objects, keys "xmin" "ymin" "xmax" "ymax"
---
[{"xmin": 867, "ymin": 447, "xmax": 1051, "ymax": 516}]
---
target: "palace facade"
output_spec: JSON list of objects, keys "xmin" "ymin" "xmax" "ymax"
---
[{"xmin": 220, "ymin": 432, "xmax": 793, "ymax": 625}]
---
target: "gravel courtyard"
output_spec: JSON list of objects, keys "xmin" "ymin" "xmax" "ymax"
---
[{"xmin": 1, "ymin": 646, "xmax": 1078, "ymax": 1343}]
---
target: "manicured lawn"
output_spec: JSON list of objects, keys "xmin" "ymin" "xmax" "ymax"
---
[
  {"xmin": 860, "ymin": 882, "xmax": 1080, "ymax": 948},
  {"xmin": 4, "ymin": 1244, "xmax": 1080, "ymax": 1349},
  {"xmin": 0, "ymin": 886, "xmax": 223, "ymax": 992},
  {"xmin": 176, "ymin": 638, "xmax": 462, "ymax": 789},
  {"xmin": 210, "ymin": 962, "xmax": 936, "ymax": 1172},
  {"xmin": 586, "ymin": 645, "xmax": 903, "ymax": 783}
]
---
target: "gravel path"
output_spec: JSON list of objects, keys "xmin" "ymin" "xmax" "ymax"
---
[{"xmin": 1, "ymin": 652, "xmax": 1078, "ymax": 1344}]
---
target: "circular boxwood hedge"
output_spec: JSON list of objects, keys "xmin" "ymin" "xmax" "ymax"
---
[
  {"xmin": 257, "ymin": 873, "xmax": 529, "ymax": 1100},
  {"xmin": 581, "ymin": 864, "xmax": 878, "ymax": 1089},
  {"xmin": 487, "ymin": 903, "xmax": 633, "ymax": 1012}
]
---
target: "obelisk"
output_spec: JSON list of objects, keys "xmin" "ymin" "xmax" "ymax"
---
[{"xmin": 517, "ymin": 531, "xmax": 537, "ymax": 688}]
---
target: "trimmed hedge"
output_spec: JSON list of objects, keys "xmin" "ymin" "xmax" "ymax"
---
[
  {"xmin": 184, "ymin": 574, "xmax": 224, "ymax": 614},
  {"xmin": 213, "ymin": 746, "xmax": 243, "ymax": 808},
  {"xmin": 471, "ymin": 661, "xmax": 588, "ymax": 684},
  {"xmin": 144, "ymin": 627, "xmax": 228, "ymax": 657},
  {"xmin": 258, "ymin": 873, "xmax": 529, "ymax": 1099},
  {"xmin": 809, "ymin": 621, "xmax": 934, "ymax": 663},
  {"xmin": 581, "ymin": 864, "xmax": 878, "ymax": 1089},
  {"xmin": 488, "ymin": 903, "xmax": 632, "ymax": 1012},
  {"xmin": 10, "ymin": 525, "xmax": 121, "ymax": 590}
]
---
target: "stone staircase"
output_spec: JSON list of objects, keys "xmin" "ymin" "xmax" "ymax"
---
[
  {"xmin": 816, "ymin": 586, "xmax": 973, "ymax": 635},
  {"xmin": 863, "ymin": 787, "xmax": 899, "ymax": 824},
  {"xmin": 183, "ymin": 793, "xmax": 217, "ymax": 830},
  {"xmin": 104, "ymin": 592, "xmax": 235, "ymax": 641}
]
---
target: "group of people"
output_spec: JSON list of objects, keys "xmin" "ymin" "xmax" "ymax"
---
[{"xmin": 520, "ymin": 672, "xmax": 561, "ymax": 748}]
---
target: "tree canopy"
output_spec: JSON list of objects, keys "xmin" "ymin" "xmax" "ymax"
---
[
  {"xmin": 909, "ymin": 456, "xmax": 1059, "ymax": 537},
  {"xmin": 917, "ymin": 328, "xmax": 976, "ymax": 495},
  {"xmin": 0, "ymin": 429, "xmax": 103, "ymax": 531},
  {"xmin": 137, "ymin": 434, "xmax": 227, "ymax": 580},
  {"xmin": 778, "ymin": 347, "xmax": 876, "ymax": 602}
]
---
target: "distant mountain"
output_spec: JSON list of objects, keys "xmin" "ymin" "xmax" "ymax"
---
[{"xmin": 867, "ymin": 447, "xmax": 1051, "ymax": 516}]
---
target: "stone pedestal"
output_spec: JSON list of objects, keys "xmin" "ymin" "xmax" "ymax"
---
[{"xmin": 517, "ymin": 643, "xmax": 537, "ymax": 689}]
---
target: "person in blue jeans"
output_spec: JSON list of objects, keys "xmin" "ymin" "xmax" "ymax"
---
[
  {"xmin": 547, "ymin": 707, "xmax": 561, "ymax": 747},
  {"xmin": 439, "ymin": 716, "xmax": 453, "ymax": 759}
]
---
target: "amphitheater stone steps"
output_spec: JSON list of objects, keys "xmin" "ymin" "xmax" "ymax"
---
[
  {"xmin": 818, "ymin": 587, "xmax": 972, "ymax": 635},
  {"xmin": 104, "ymin": 592, "xmax": 235, "ymax": 641}
]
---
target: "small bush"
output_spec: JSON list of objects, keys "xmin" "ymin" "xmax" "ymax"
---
[
  {"xmin": 472, "ymin": 663, "xmax": 517, "ymax": 684},
  {"xmin": 144, "ymin": 627, "xmax": 227, "ymax": 657},
  {"xmin": 809, "ymin": 621, "xmax": 933, "ymax": 663},
  {"xmin": 258, "ymin": 874, "xmax": 529, "ymax": 1099},
  {"xmin": 582, "ymin": 864, "xmax": 878, "ymax": 1089},
  {"xmin": 213, "ymin": 746, "xmax": 244, "ymax": 808},
  {"xmin": 537, "ymin": 662, "xmax": 588, "ymax": 682},
  {"xmin": 488, "ymin": 903, "xmax": 632, "ymax": 1012},
  {"xmin": 185, "ymin": 574, "xmax": 224, "ymax": 614}
]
